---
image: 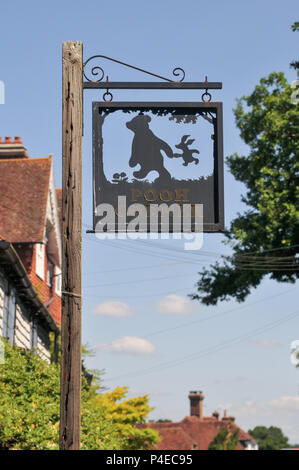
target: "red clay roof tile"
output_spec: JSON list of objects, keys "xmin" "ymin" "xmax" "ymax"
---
[
  {"xmin": 143, "ymin": 416, "xmax": 255, "ymax": 450},
  {"xmin": 0, "ymin": 157, "xmax": 51, "ymax": 242}
]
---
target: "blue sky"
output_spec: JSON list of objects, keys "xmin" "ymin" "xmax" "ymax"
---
[{"xmin": 1, "ymin": 0, "xmax": 299, "ymax": 443}]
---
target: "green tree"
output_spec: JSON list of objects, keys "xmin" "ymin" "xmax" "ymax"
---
[
  {"xmin": 291, "ymin": 22, "xmax": 299, "ymax": 70},
  {"xmin": 0, "ymin": 341, "xmax": 158, "ymax": 450},
  {"xmin": 192, "ymin": 60, "xmax": 299, "ymax": 306},
  {"xmin": 208, "ymin": 423, "xmax": 239, "ymax": 450},
  {"xmin": 249, "ymin": 425, "xmax": 290, "ymax": 450},
  {"xmin": 94, "ymin": 386, "xmax": 159, "ymax": 450}
]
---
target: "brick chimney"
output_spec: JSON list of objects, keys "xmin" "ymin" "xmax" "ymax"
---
[
  {"xmin": 0, "ymin": 137, "xmax": 29, "ymax": 159},
  {"xmin": 188, "ymin": 391, "xmax": 204, "ymax": 420}
]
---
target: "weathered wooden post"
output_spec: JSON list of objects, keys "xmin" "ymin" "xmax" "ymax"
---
[{"xmin": 60, "ymin": 41, "xmax": 83, "ymax": 450}]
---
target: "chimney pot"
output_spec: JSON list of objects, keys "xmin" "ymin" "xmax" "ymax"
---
[{"xmin": 0, "ymin": 137, "xmax": 28, "ymax": 159}]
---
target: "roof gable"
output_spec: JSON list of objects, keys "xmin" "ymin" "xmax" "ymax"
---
[
  {"xmin": 45, "ymin": 167, "xmax": 62, "ymax": 266},
  {"xmin": 0, "ymin": 157, "xmax": 51, "ymax": 243}
]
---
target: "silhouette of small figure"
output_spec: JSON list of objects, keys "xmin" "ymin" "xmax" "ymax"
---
[
  {"xmin": 112, "ymin": 172, "xmax": 128, "ymax": 183},
  {"xmin": 126, "ymin": 114, "xmax": 173, "ymax": 180},
  {"xmin": 174, "ymin": 135, "xmax": 199, "ymax": 166}
]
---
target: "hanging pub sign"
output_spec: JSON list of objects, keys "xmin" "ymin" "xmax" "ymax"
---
[
  {"xmin": 92, "ymin": 101, "xmax": 224, "ymax": 233},
  {"xmin": 84, "ymin": 55, "xmax": 224, "ymax": 233},
  {"xmin": 60, "ymin": 47, "xmax": 226, "ymax": 450}
]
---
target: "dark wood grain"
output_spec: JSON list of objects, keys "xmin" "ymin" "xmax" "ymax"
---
[{"xmin": 60, "ymin": 41, "xmax": 83, "ymax": 450}]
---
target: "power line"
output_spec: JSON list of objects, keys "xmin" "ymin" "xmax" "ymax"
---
[
  {"xmin": 83, "ymin": 229, "xmax": 223, "ymax": 260},
  {"xmin": 83, "ymin": 230, "xmax": 299, "ymax": 277},
  {"xmin": 86, "ymin": 286, "xmax": 192, "ymax": 299},
  {"xmin": 105, "ymin": 309, "xmax": 299, "ymax": 382},
  {"xmin": 83, "ymin": 235, "xmax": 207, "ymax": 265},
  {"xmin": 83, "ymin": 235, "xmax": 197, "ymax": 264},
  {"xmin": 84, "ymin": 223, "xmax": 299, "ymax": 260},
  {"xmin": 235, "ymin": 266, "xmax": 299, "ymax": 272},
  {"xmin": 83, "ymin": 261, "xmax": 191, "ymax": 276},
  {"xmin": 234, "ymin": 244, "xmax": 299, "ymax": 256},
  {"xmin": 136, "ymin": 239, "xmax": 223, "ymax": 258},
  {"xmin": 84, "ymin": 271, "xmax": 198, "ymax": 289},
  {"xmin": 143, "ymin": 287, "xmax": 298, "ymax": 339},
  {"xmin": 84, "ymin": 222, "xmax": 299, "ymax": 258}
]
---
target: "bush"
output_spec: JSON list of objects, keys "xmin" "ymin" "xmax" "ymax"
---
[{"xmin": 0, "ymin": 341, "xmax": 158, "ymax": 450}]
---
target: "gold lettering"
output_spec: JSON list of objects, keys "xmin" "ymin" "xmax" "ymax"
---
[
  {"xmin": 131, "ymin": 188, "xmax": 143, "ymax": 202},
  {"xmin": 160, "ymin": 189, "xmax": 173, "ymax": 202},
  {"xmin": 144, "ymin": 189, "xmax": 158, "ymax": 202},
  {"xmin": 175, "ymin": 188, "xmax": 190, "ymax": 202}
]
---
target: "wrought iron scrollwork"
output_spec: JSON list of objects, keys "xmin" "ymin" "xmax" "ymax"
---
[{"xmin": 83, "ymin": 54, "xmax": 185, "ymax": 83}]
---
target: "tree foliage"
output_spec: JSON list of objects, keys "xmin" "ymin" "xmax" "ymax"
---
[
  {"xmin": 192, "ymin": 23, "xmax": 299, "ymax": 306},
  {"xmin": 0, "ymin": 341, "xmax": 158, "ymax": 450},
  {"xmin": 192, "ymin": 70, "xmax": 299, "ymax": 305},
  {"xmin": 95, "ymin": 386, "xmax": 158, "ymax": 450},
  {"xmin": 208, "ymin": 422, "xmax": 239, "ymax": 450},
  {"xmin": 291, "ymin": 22, "xmax": 299, "ymax": 70},
  {"xmin": 248, "ymin": 425, "xmax": 289, "ymax": 450}
]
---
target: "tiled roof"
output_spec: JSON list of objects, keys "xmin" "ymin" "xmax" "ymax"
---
[
  {"xmin": 152, "ymin": 427, "xmax": 196, "ymax": 450},
  {"xmin": 237, "ymin": 426, "xmax": 255, "ymax": 442},
  {"xmin": 143, "ymin": 416, "xmax": 255, "ymax": 450},
  {"xmin": 0, "ymin": 157, "xmax": 51, "ymax": 243}
]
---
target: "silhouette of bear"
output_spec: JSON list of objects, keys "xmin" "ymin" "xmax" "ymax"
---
[
  {"xmin": 126, "ymin": 114, "xmax": 174, "ymax": 181},
  {"xmin": 174, "ymin": 135, "xmax": 199, "ymax": 166}
]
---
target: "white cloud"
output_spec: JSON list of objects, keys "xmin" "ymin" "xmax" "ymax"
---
[
  {"xmin": 157, "ymin": 294, "xmax": 193, "ymax": 315},
  {"xmin": 91, "ymin": 301, "xmax": 135, "ymax": 317},
  {"xmin": 218, "ymin": 396, "xmax": 299, "ymax": 420},
  {"xmin": 224, "ymin": 396, "xmax": 299, "ymax": 443},
  {"xmin": 95, "ymin": 336, "xmax": 155, "ymax": 355},
  {"xmin": 230, "ymin": 396, "xmax": 299, "ymax": 416},
  {"xmin": 268, "ymin": 396, "xmax": 299, "ymax": 412}
]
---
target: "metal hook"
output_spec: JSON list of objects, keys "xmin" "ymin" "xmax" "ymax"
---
[
  {"xmin": 201, "ymin": 76, "xmax": 212, "ymax": 103},
  {"xmin": 103, "ymin": 76, "xmax": 113, "ymax": 102}
]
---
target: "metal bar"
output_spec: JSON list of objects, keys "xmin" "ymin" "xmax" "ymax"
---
[
  {"xmin": 86, "ymin": 225, "xmax": 226, "ymax": 234},
  {"xmin": 94, "ymin": 101, "xmax": 221, "ymax": 109},
  {"xmin": 83, "ymin": 55, "xmax": 186, "ymax": 83},
  {"xmin": 83, "ymin": 81, "xmax": 222, "ymax": 90}
]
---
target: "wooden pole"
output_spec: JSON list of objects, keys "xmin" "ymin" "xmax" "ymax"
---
[{"xmin": 60, "ymin": 41, "xmax": 83, "ymax": 450}]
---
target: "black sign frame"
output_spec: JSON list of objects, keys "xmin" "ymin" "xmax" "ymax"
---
[{"xmin": 92, "ymin": 101, "xmax": 224, "ymax": 233}]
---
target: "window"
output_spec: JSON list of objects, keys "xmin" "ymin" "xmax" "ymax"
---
[
  {"xmin": 55, "ymin": 266, "xmax": 61, "ymax": 297},
  {"xmin": 2, "ymin": 289, "xmax": 16, "ymax": 345},
  {"xmin": 35, "ymin": 243, "xmax": 45, "ymax": 279},
  {"xmin": 2, "ymin": 289, "xmax": 9, "ymax": 338},
  {"xmin": 30, "ymin": 318, "xmax": 38, "ymax": 350},
  {"xmin": 47, "ymin": 259, "xmax": 54, "ymax": 292}
]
